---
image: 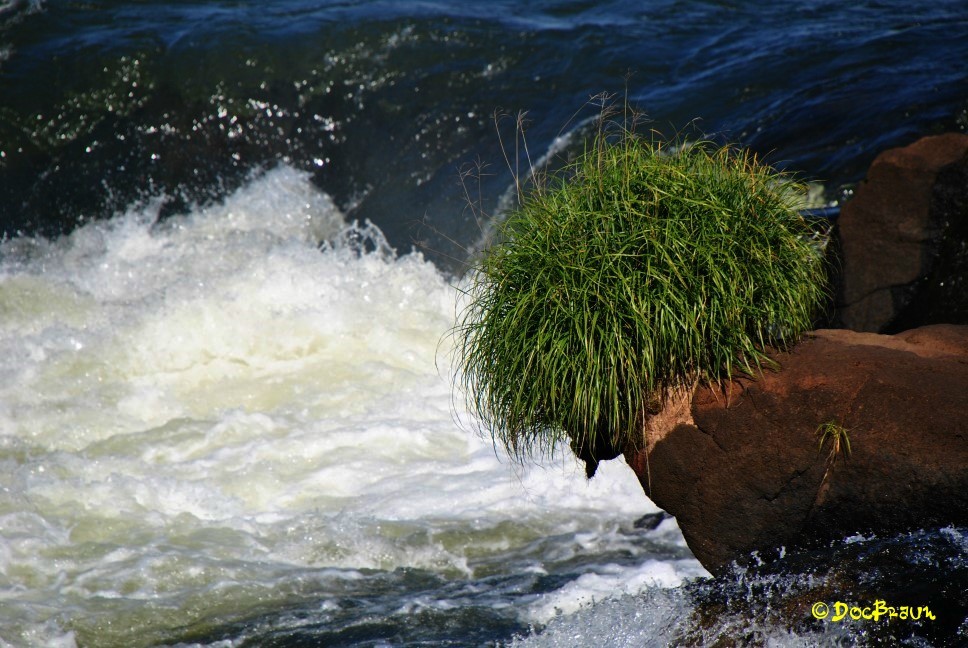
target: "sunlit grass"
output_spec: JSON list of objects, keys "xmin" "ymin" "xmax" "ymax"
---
[
  {"xmin": 817, "ymin": 420, "xmax": 852, "ymax": 463},
  {"xmin": 455, "ymin": 116, "xmax": 829, "ymax": 464}
]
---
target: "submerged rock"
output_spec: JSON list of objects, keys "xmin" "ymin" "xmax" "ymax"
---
[
  {"xmin": 678, "ymin": 527, "xmax": 968, "ymax": 647},
  {"xmin": 837, "ymin": 133, "xmax": 968, "ymax": 332},
  {"xmin": 622, "ymin": 324, "xmax": 968, "ymax": 576},
  {"xmin": 510, "ymin": 527, "xmax": 968, "ymax": 647}
]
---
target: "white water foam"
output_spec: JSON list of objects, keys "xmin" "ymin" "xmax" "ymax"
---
[
  {"xmin": 0, "ymin": 165, "xmax": 704, "ymax": 646},
  {"xmin": 510, "ymin": 590, "xmax": 834, "ymax": 648}
]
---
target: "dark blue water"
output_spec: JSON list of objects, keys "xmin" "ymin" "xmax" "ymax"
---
[
  {"xmin": 1, "ymin": 2, "xmax": 967, "ymax": 646},
  {"xmin": 2, "ymin": 0, "xmax": 966, "ymax": 273}
]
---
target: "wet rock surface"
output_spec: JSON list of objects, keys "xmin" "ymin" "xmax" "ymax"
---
[
  {"xmin": 837, "ymin": 133, "xmax": 968, "ymax": 332},
  {"xmin": 623, "ymin": 325, "xmax": 968, "ymax": 576}
]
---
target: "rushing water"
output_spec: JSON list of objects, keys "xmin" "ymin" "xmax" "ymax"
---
[
  {"xmin": 1, "ymin": 1, "xmax": 967, "ymax": 646},
  {"xmin": 0, "ymin": 167, "xmax": 710, "ymax": 646}
]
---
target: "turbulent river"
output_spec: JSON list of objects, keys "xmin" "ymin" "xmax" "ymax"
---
[{"xmin": 1, "ymin": 1, "xmax": 966, "ymax": 645}]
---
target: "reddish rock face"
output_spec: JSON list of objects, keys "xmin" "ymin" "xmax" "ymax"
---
[
  {"xmin": 837, "ymin": 133, "xmax": 968, "ymax": 332},
  {"xmin": 623, "ymin": 325, "xmax": 968, "ymax": 575}
]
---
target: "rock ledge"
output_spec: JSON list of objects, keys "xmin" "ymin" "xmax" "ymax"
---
[{"xmin": 623, "ymin": 324, "xmax": 968, "ymax": 575}]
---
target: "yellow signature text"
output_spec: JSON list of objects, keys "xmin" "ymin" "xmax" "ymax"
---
[{"xmin": 811, "ymin": 600, "xmax": 936, "ymax": 622}]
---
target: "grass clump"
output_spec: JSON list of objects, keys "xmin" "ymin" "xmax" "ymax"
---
[
  {"xmin": 455, "ymin": 117, "xmax": 829, "ymax": 466},
  {"xmin": 817, "ymin": 420, "xmax": 852, "ymax": 464}
]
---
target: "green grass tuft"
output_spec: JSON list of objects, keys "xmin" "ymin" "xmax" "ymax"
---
[
  {"xmin": 455, "ymin": 117, "xmax": 829, "ymax": 463},
  {"xmin": 817, "ymin": 420, "xmax": 852, "ymax": 463}
]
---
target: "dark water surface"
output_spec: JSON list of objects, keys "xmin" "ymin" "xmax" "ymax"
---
[{"xmin": 2, "ymin": 0, "xmax": 966, "ymax": 272}]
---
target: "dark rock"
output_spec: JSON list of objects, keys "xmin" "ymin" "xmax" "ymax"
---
[
  {"xmin": 572, "ymin": 424, "xmax": 624, "ymax": 479},
  {"xmin": 680, "ymin": 528, "xmax": 967, "ymax": 647},
  {"xmin": 837, "ymin": 133, "xmax": 968, "ymax": 332},
  {"xmin": 886, "ymin": 150, "xmax": 968, "ymax": 332},
  {"xmin": 622, "ymin": 325, "xmax": 968, "ymax": 576},
  {"xmin": 632, "ymin": 511, "xmax": 670, "ymax": 531}
]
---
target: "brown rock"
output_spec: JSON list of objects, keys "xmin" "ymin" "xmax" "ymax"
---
[
  {"xmin": 623, "ymin": 324, "xmax": 968, "ymax": 575},
  {"xmin": 838, "ymin": 133, "xmax": 968, "ymax": 332},
  {"xmin": 887, "ymin": 150, "xmax": 968, "ymax": 332}
]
